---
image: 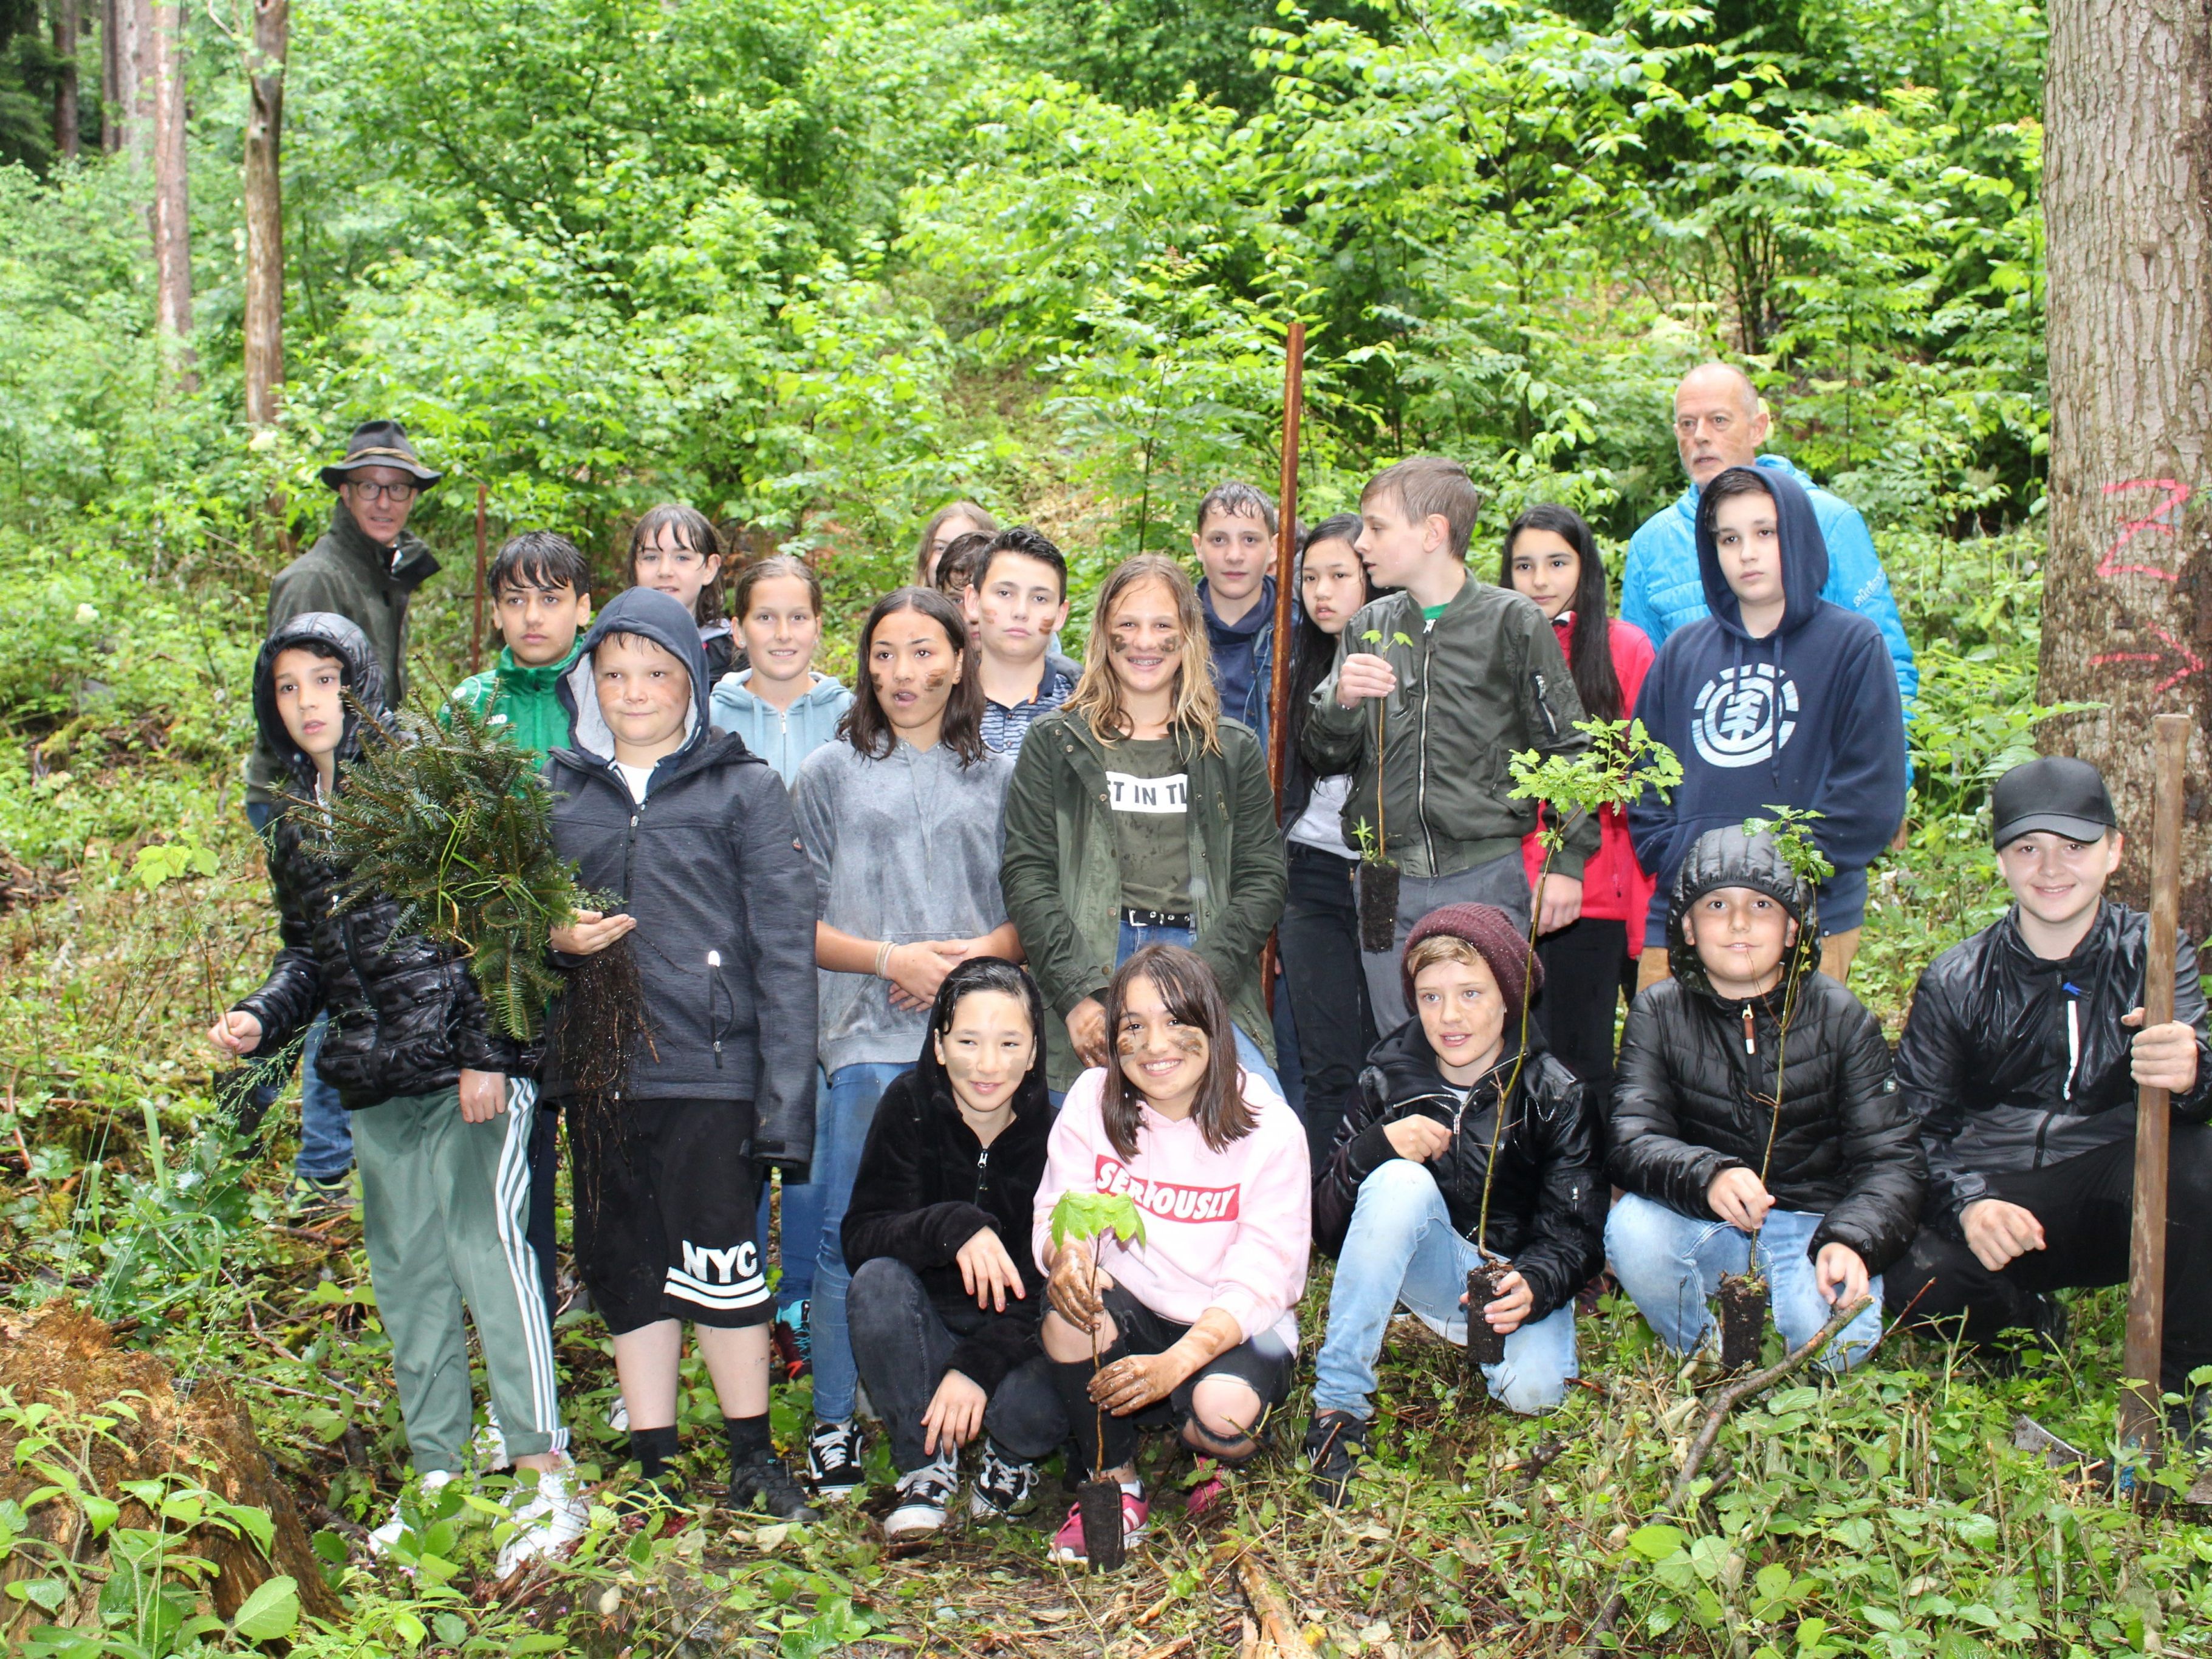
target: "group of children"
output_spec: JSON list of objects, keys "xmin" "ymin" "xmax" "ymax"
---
[{"xmin": 210, "ymin": 450, "xmax": 2212, "ymax": 1572}]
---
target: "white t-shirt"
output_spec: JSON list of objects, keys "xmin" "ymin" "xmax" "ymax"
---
[
  {"xmin": 614, "ymin": 761, "xmax": 654, "ymax": 804},
  {"xmin": 1286, "ymin": 772, "xmax": 1356, "ymax": 858}
]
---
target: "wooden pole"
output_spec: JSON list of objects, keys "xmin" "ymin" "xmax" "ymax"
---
[
  {"xmin": 471, "ymin": 482, "xmax": 488, "ymax": 675},
  {"xmin": 1259, "ymin": 321, "xmax": 1306, "ymax": 1016},
  {"xmin": 2118, "ymin": 711, "xmax": 2189, "ymax": 1451}
]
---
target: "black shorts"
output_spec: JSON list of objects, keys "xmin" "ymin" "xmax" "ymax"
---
[
  {"xmin": 569, "ymin": 1098, "xmax": 769, "ymax": 1334},
  {"xmin": 1101, "ymin": 1280, "xmax": 1296, "ymax": 1423}
]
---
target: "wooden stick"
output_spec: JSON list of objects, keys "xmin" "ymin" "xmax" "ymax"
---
[
  {"xmin": 471, "ymin": 480, "xmax": 489, "ymax": 674},
  {"xmin": 1259, "ymin": 319, "xmax": 1306, "ymax": 1015},
  {"xmin": 1236, "ymin": 1548, "xmax": 1303, "ymax": 1658},
  {"xmin": 2118, "ymin": 712, "xmax": 2190, "ymax": 1449}
]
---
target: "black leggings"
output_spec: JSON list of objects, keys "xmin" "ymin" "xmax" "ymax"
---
[
  {"xmin": 1885, "ymin": 1123, "xmax": 2212, "ymax": 1394},
  {"xmin": 1278, "ymin": 844, "xmax": 1378, "ymax": 1168},
  {"xmin": 1532, "ymin": 917, "xmax": 1634, "ymax": 1126}
]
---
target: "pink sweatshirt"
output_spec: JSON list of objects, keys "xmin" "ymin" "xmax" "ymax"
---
[{"xmin": 1031, "ymin": 1067, "xmax": 1312, "ymax": 1350}]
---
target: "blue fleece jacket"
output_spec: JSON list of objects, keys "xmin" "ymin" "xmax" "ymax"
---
[
  {"xmin": 1627, "ymin": 465, "xmax": 1907, "ymax": 939},
  {"xmin": 1621, "ymin": 454, "xmax": 1917, "ymax": 719},
  {"xmin": 708, "ymin": 669, "xmax": 854, "ymax": 788}
]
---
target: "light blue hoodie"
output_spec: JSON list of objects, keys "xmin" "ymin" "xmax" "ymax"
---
[{"xmin": 708, "ymin": 669, "xmax": 854, "ymax": 788}]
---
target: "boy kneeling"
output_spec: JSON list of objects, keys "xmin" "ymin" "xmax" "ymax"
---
[
  {"xmin": 1304, "ymin": 905, "xmax": 1603, "ymax": 1502},
  {"xmin": 1606, "ymin": 826, "xmax": 1922, "ymax": 1369}
]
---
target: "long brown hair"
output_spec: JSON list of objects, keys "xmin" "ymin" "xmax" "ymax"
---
[
  {"xmin": 912, "ymin": 501, "xmax": 1000, "ymax": 584},
  {"xmin": 629, "ymin": 503, "xmax": 725, "ymax": 624},
  {"xmin": 1064, "ymin": 555, "xmax": 1222, "ymax": 754},
  {"xmin": 838, "ymin": 586, "xmax": 987, "ymax": 766},
  {"xmin": 1098, "ymin": 944, "xmax": 1255, "ymax": 1160}
]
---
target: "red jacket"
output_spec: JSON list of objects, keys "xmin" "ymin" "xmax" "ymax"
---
[{"xmin": 1522, "ymin": 616, "xmax": 1656, "ymax": 953}]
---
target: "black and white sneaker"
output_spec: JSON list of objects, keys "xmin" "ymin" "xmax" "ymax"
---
[
  {"xmin": 1303, "ymin": 1409, "xmax": 1371, "ymax": 1505},
  {"xmin": 885, "ymin": 1455, "xmax": 958, "ymax": 1541},
  {"xmin": 725, "ymin": 1449, "xmax": 820, "ymax": 1524},
  {"xmin": 968, "ymin": 1440, "xmax": 1040, "ymax": 1519},
  {"xmin": 806, "ymin": 1419, "xmax": 866, "ymax": 1499}
]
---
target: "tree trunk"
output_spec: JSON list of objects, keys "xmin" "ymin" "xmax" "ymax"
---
[
  {"xmin": 114, "ymin": 0, "xmax": 151, "ymax": 167},
  {"xmin": 100, "ymin": 0, "xmax": 119, "ymax": 154},
  {"xmin": 149, "ymin": 0, "xmax": 193, "ymax": 392},
  {"xmin": 52, "ymin": 0, "xmax": 81, "ymax": 160},
  {"xmin": 2038, "ymin": 0, "xmax": 2212, "ymax": 936},
  {"xmin": 241, "ymin": 0, "xmax": 287, "ymax": 428}
]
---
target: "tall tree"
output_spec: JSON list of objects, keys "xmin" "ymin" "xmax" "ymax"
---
[
  {"xmin": 2038, "ymin": 0, "xmax": 2212, "ymax": 931},
  {"xmin": 51, "ymin": 0, "xmax": 79, "ymax": 159},
  {"xmin": 241, "ymin": 0, "xmax": 286, "ymax": 426},
  {"xmin": 148, "ymin": 0, "xmax": 190, "ymax": 389}
]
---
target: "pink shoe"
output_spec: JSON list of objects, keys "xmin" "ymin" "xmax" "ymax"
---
[
  {"xmin": 1048, "ymin": 1492, "xmax": 1149, "ymax": 1564},
  {"xmin": 1184, "ymin": 1471, "xmax": 1226, "ymax": 1517}
]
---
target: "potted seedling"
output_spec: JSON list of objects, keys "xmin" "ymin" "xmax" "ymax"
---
[
  {"xmin": 1047, "ymin": 1188, "xmax": 1149, "ymax": 1570},
  {"xmin": 1352, "ymin": 627, "xmax": 1414, "ymax": 951},
  {"xmin": 1710, "ymin": 807, "xmax": 1834, "ymax": 1369},
  {"xmin": 1454, "ymin": 719, "xmax": 1682, "ymax": 1380}
]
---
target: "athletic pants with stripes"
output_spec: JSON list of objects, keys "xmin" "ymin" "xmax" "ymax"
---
[{"xmin": 351, "ymin": 1081, "xmax": 567, "ymax": 1473}]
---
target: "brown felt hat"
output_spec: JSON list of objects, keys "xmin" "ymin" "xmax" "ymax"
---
[
  {"xmin": 320, "ymin": 419, "xmax": 442, "ymax": 490},
  {"xmin": 1401, "ymin": 902, "xmax": 1539, "ymax": 1014}
]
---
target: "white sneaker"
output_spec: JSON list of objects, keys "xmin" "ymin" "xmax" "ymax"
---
[
  {"xmin": 606, "ymin": 1394, "xmax": 630, "ymax": 1434},
  {"xmin": 495, "ymin": 1464, "xmax": 589, "ymax": 1578},
  {"xmin": 366, "ymin": 1469, "xmax": 457, "ymax": 1558},
  {"xmin": 883, "ymin": 1455, "xmax": 957, "ymax": 1541},
  {"xmin": 474, "ymin": 1411, "xmax": 512, "ymax": 1471}
]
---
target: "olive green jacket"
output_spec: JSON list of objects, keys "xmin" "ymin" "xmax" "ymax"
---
[{"xmin": 999, "ymin": 707, "xmax": 1287, "ymax": 1092}]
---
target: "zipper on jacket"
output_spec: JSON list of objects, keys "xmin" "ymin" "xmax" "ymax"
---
[
  {"xmin": 1742, "ymin": 1005, "xmax": 1757, "ymax": 1055},
  {"xmin": 2061, "ymin": 981, "xmax": 2082, "ymax": 1103},
  {"xmin": 1414, "ymin": 614, "xmax": 1439, "ymax": 873},
  {"xmin": 336, "ymin": 911, "xmax": 385, "ymax": 1051},
  {"xmin": 974, "ymin": 1144, "xmax": 991, "ymax": 1204}
]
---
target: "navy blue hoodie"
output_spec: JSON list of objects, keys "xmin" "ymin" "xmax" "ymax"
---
[{"xmin": 1627, "ymin": 466, "xmax": 1906, "ymax": 939}]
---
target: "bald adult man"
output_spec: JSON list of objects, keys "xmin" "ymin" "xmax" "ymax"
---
[{"xmin": 1621, "ymin": 364, "xmax": 1916, "ymax": 714}]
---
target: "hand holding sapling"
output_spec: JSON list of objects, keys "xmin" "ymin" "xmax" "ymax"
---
[
  {"xmin": 1706, "ymin": 1166, "xmax": 1774, "ymax": 1232},
  {"xmin": 549, "ymin": 909, "xmax": 635, "ymax": 954},
  {"xmin": 1465, "ymin": 1268, "xmax": 1533, "ymax": 1334}
]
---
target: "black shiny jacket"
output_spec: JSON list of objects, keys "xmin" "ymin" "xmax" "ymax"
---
[
  {"xmin": 234, "ymin": 613, "xmax": 518, "ymax": 1106},
  {"xmin": 1313, "ymin": 1019, "xmax": 1603, "ymax": 1324},
  {"xmin": 1608, "ymin": 827, "xmax": 1923, "ymax": 1270}
]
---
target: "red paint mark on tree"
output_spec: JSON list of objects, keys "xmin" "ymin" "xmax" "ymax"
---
[
  {"xmin": 2096, "ymin": 479, "xmax": 2192, "ymax": 581},
  {"xmin": 2090, "ymin": 626, "xmax": 2205, "ymax": 693}
]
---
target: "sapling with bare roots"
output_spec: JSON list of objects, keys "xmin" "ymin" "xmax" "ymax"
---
[
  {"xmin": 1353, "ymin": 628, "xmax": 1414, "ymax": 951},
  {"xmin": 1047, "ymin": 1188, "xmax": 1147, "ymax": 1569}
]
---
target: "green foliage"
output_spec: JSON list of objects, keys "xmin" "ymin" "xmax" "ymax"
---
[
  {"xmin": 1047, "ymin": 1188, "xmax": 1147, "ymax": 1254},
  {"xmin": 1509, "ymin": 716, "xmax": 1685, "ymax": 865},
  {"xmin": 1741, "ymin": 804, "xmax": 1838, "ymax": 888}
]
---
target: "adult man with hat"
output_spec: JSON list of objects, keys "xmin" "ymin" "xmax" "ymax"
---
[
  {"xmin": 242, "ymin": 420, "xmax": 443, "ymax": 1215},
  {"xmin": 1886, "ymin": 755, "xmax": 2212, "ymax": 1423}
]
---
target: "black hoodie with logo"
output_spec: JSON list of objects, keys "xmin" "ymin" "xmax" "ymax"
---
[{"xmin": 544, "ymin": 587, "xmax": 818, "ymax": 1171}]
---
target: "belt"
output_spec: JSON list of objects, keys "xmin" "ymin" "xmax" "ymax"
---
[{"xmin": 1121, "ymin": 906, "xmax": 1194, "ymax": 931}]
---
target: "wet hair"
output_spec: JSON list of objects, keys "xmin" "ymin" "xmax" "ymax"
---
[
  {"xmin": 930, "ymin": 957, "xmax": 1043, "ymax": 1053},
  {"xmin": 933, "ymin": 531, "xmax": 993, "ymax": 598},
  {"xmin": 913, "ymin": 501, "xmax": 1001, "ymax": 584},
  {"xmin": 973, "ymin": 525, "xmax": 1069, "ymax": 600},
  {"xmin": 1098, "ymin": 945, "xmax": 1255, "ymax": 1160},
  {"xmin": 1360, "ymin": 456, "xmax": 1482, "ymax": 559},
  {"xmin": 1194, "ymin": 481, "xmax": 1278, "ymax": 539},
  {"xmin": 838, "ymin": 586, "xmax": 987, "ymax": 766},
  {"xmin": 489, "ymin": 530, "xmax": 592, "ymax": 598},
  {"xmin": 628, "ymin": 504, "xmax": 724, "ymax": 624},
  {"xmin": 1064, "ymin": 555, "xmax": 1222, "ymax": 753},
  {"xmin": 1499, "ymin": 504, "xmax": 1622, "ymax": 723},
  {"xmin": 1699, "ymin": 467, "xmax": 1775, "ymax": 536},
  {"xmin": 730, "ymin": 553, "xmax": 823, "ymax": 620}
]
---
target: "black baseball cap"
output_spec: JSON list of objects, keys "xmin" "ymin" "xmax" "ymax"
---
[{"xmin": 1991, "ymin": 755, "xmax": 2118, "ymax": 849}]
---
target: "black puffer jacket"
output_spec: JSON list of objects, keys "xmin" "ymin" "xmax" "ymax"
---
[
  {"xmin": 1895, "ymin": 900, "xmax": 2212, "ymax": 1236},
  {"xmin": 234, "ymin": 613, "xmax": 519, "ymax": 1106},
  {"xmin": 1314, "ymin": 1020, "xmax": 1603, "ymax": 1324},
  {"xmin": 840, "ymin": 971, "xmax": 1053, "ymax": 1395},
  {"xmin": 544, "ymin": 587, "xmax": 818, "ymax": 1169},
  {"xmin": 1608, "ymin": 826, "xmax": 1923, "ymax": 1269}
]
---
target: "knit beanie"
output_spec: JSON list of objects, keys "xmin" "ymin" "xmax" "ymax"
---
[{"xmin": 1400, "ymin": 902, "xmax": 1540, "ymax": 1015}]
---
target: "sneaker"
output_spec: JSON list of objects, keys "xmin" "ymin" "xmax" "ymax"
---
[
  {"xmin": 288, "ymin": 1172, "xmax": 354, "ymax": 1223},
  {"xmin": 968, "ymin": 1442, "xmax": 1041, "ymax": 1520},
  {"xmin": 807, "ymin": 1419, "xmax": 865, "ymax": 1499},
  {"xmin": 474, "ymin": 1412, "xmax": 511, "ymax": 1473},
  {"xmin": 727, "ymin": 1449, "xmax": 821, "ymax": 1523},
  {"xmin": 495, "ymin": 1465, "xmax": 589, "ymax": 1578},
  {"xmin": 1303, "ymin": 1410, "xmax": 1370, "ymax": 1505},
  {"xmin": 884, "ymin": 1455, "xmax": 958, "ymax": 1541},
  {"xmin": 770, "ymin": 1318, "xmax": 810, "ymax": 1383},
  {"xmin": 365, "ymin": 1469, "xmax": 457, "ymax": 1557},
  {"xmin": 1048, "ymin": 1490, "xmax": 1148, "ymax": 1565},
  {"xmin": 605, "ymin": 1394, "xmax": 630, "ymax": 1434},
  {"xmin": 1184, "ymin": 1459, "xmax": 1227, "ymax": 1518}
]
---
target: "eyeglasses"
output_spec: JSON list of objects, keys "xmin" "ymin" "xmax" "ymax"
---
[{"xmin": 344, "ymin": 480, "xmax": 419, "ymax": 504}]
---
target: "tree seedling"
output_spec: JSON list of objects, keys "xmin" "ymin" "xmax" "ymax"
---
[
  {"xmin": 1048, "ymin": 1189, "xmax": 1148, "ymax": 1568},
  {"xmin": 1354, "ymin": 628, "xmax": 1414, "ymax": 951}
]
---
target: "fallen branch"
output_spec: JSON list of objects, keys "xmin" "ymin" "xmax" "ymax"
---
[
  {"xmin": 1235, "ymin": 1547, "xmax": 1304, "ymax": 1656},
  {"xmin": 1578, "ymin": 1294, "xmax": 1872, "ymax": 1657}
]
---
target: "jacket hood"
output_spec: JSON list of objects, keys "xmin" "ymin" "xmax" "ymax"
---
[
  {"xmin": 252, "ymin": 612, "xmax": 387, "ymax": 787},
  {"xmin": 559, "ymin": 586, "xmax": 708, "ymax": 764},
  {"xmin": 715, "ymin": 669, "xmax": 851, "ymax": 710},
  {"xmin": 908, "ymin": 965, "xmax": 1055, "ymax": 1127},
  {"xmin": 1665, "ymin": 824, "xmax": 1821, "ymax": 999},
  {"xmin": 1695, "ymin": 463, "xmax": 1829, "ymax": 639}
]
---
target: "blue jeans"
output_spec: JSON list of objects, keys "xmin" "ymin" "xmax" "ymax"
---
[
  {"xmin": 810, "ymin": 1061, "xmax": 909, "ymax": 1423},
  {"xmin": 1604, "ymin": 1192, "xmax": 1885, "ymax": 1372},
  {"xmin": 1114, "ymin": 920, "xmax": 1282, "ymax": 1096},
  {"xmin": 1312, "ymin": 1158, "xmax": 1577, "ymax": 1416},
  {"xmin": 758, "ymin": 1067, "xmax": 829, "ymax": 1315},
  {"xmin": 245, "ymin": 800, "xmax": 354, "ymax": 1182}
]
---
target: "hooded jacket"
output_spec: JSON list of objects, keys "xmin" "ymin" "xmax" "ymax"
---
[
  {"xmin": 1627, "ymin": 466, "xmax": 1907, "ymax": 939},
  {"xmin": 1609, "ymin": 827, "xmax": 1924, "ymax": 1270},
  {"xmin": 707, "ymin": 670, "xmax": 855, "ymax": 788},
  {"xmin": 838, "ymin": 980, "xmax": 1055, "ymax": 1395},
  {"xmin": 247, "ymin": 501, "xmax": 439, "ymax": 802},
  {"xmin": 1314, "ymin": 1020, "xmax": 1603, "ymax": 1325},
  {"xmin": 543, "ymin": 587, "xmax": 818, "ymax": 1168},
  {"xmin": 1621, "ymin": 453, "xmax": 1917, "ymax": 714},
  {"xmin": 1201, "ymin": 574, "xmax": 1276, "ymax": 742},
  {"xmin": 233, "ymin": 612, "xmax": 519, "ymax": 1104},
  {"xmin": 447, "ymin": 641, "xmax": 584, "ymax": 762},
  {"xmin": 1895, "ymin": 900, "xmax": 2212, "ymax": 1237}
]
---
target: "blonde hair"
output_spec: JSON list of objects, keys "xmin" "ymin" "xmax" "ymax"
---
[
  {"xmin": 1404, "ymin": 934, "xmax": 1486, "ymax": 985},
  {"xmin": 1064, "ymin": 555, "xmax": 1222, "ymax": 753}
]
